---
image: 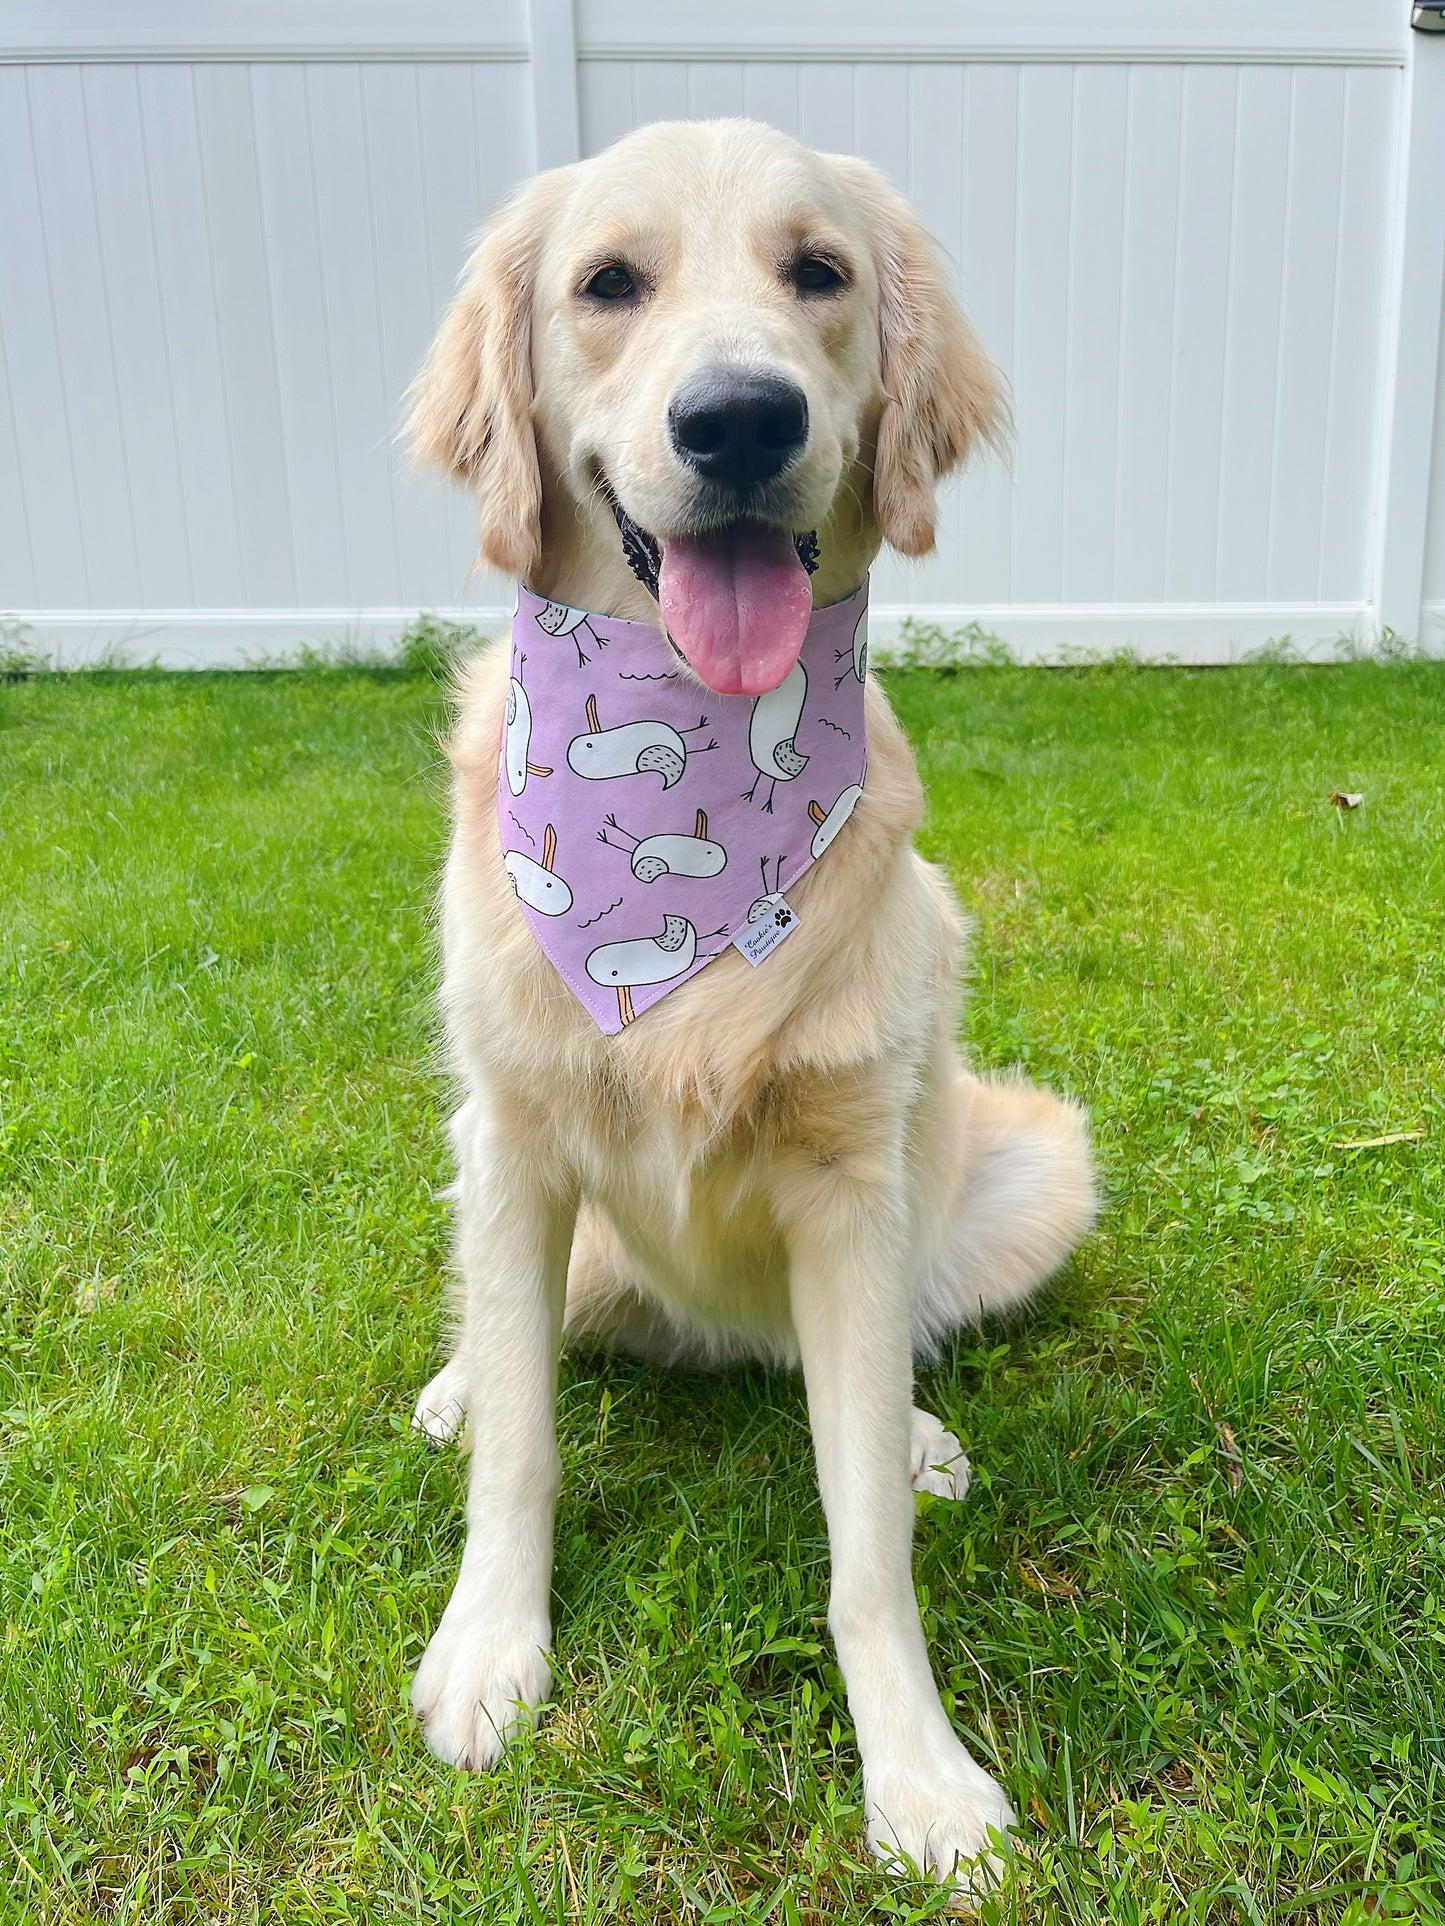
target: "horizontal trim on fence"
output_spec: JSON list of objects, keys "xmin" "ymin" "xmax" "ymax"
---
[
  {"xmin": 1, "ymin": 0, "xmax": 1406, "ymax": 66},
  {"xmin": 575, "ymin": 1, "xmax": 1405, "ymax": 65},
  {"xmin": 578, "ymin": 49, "xmax": 1404, "ymax": 69},
  {"xmin": 7, "ymin": 603, "xmax": 1393, "ymax": 673},
  {"xmin": 0, "ymin": 0, "xmax": 528, "ymax": 64}
]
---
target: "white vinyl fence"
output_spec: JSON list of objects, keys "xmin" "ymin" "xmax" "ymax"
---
[{"xmin": 2, "ymin": 1, "xmax": 1443, "ymax": 666}]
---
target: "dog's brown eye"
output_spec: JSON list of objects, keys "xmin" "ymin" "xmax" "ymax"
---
[
  {"xmin": 583, "ymin": 263, "xmax": 637, "ymax": 303},
  {"xmin": 792, "ymin": 255, "xmax": 844, "ymax": 295}
]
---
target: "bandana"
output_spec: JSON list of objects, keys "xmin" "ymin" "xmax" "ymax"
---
[{"xmin": 498, "ymin": 582, "xmax": 869, "ymax": 1032}]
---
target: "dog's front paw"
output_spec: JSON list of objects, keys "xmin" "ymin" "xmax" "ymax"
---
[
  {"xmin": 410, "ymin": 1609, "xmax": 551, "ymax": 1770},
  {"xmin": 865, "ymin": 1748, "xmax": 1016, "ymax": 1890}
]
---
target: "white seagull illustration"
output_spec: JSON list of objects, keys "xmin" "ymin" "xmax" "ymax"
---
[
  {"xmin": 598, "ymin": 808, "xmax": 727, "ymax": 882},
  {"xmin": 567, "ymin": 694, "xmax": 716, "ymax": 790},
  {"xmin": 503, "ymin": 822, "xmax": 572, "ymax": 915},
  {"xmin": 807, "ymin": 784, "xmax": 862, "ymax": 859},
  {"xmin": 502, "ymin": 655, "xmax": 554, "ymax": 797},
  {"xmin": 748, "ymin": 853, "xmax": 786, "ymax": 921},
  {"xmin": 585, "ymin": 915, "xmax": 728, "ymax": 1025},
  {"xmin": 744, "ymin": 661, "xmax": 809, "ymax": 812},
  {"xmin": 536, "ymin": 600, "xmax": 606, "ymax": 666},
  {"xmin": 835, "ymin": 609, "xmax": 868, "ymax": 689}
]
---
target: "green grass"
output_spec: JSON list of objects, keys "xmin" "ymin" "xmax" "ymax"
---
[{"xmin": 3, "ymin": 654, "xmax": 1444, "ymax": 1925}]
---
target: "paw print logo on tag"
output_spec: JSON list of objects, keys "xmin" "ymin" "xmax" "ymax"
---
[{"xmin": 773, "ymin": 905, "xmax": 793, "ymax": 930}]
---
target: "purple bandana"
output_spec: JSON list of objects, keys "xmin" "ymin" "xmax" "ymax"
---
[{"xmin": 499, "ymin": 582, "xmax": 869, "ymax": 1032}]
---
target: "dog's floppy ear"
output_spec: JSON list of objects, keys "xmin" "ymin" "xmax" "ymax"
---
[
  {"xmin": 833, "ymin": 159, "xmax": 1007, "ymax": 558},
  {"xmin": 406, "ymin": 174, "xmax": 564, "ymax": 579}
]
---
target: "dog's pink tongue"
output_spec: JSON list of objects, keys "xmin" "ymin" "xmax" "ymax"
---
[{"xmin": 658, "ymin": 524, "xmax": 812, "ymax": 695}]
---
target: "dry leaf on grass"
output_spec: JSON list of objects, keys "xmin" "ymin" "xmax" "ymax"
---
[
  {"xmin": 1216, "ymin": 1423, "xmax": 1244, "ymax": 1495},
  {"xmin": 1019, "ymin": 1555, "xmax": 1079, "ymax": 1598}
]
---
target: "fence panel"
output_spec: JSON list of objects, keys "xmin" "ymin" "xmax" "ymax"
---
[{"xmin": 1, "ymin": 0, "xmax": 1440, "ymax": 664}]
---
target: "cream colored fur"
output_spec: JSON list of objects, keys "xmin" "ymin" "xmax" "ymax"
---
[{"xmin": 405, "ymin": 119, "xmax": 1096, "ymax": 1892}]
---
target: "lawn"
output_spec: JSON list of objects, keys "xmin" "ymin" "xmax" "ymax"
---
[{"xmin": 2, "ymin": 650, "xmax": 1443, "ymax": 1925}]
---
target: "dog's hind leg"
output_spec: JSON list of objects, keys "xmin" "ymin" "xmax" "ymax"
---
[
  {"xmin": 563, "ymin": 1208, "xmax": 755, "ymax": 1366},
  {"xmin": 909, "ymin": 1405, "xmax": 970, "ymax": 1500},
  {"xmin": 416, "ymin": 1204, "xmax": 718, "ymax": 1413},
  {"xmin": 911, "ymin": 1069, "xmax": 1097, "ymax": 1355},
  {"xmin": 411, "ymin": 1209, "xmax": 645, "ymax": 1449},
  {"xmin": 413, "ymin": 1354, "xmax": 470, "ymax": 1446},
  {"xmin": 562, "ymin": 1209, "xmax": 690, "ymax": 1361}
]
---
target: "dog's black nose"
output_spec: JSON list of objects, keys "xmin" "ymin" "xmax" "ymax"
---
[{"xmin": 668, "ymin": 371, "xmax": 809, "ymax": 488}]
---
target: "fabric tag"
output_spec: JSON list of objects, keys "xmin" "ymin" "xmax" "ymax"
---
[{"xmin": 735, "ymin": 894, "xmax": 800, "ymax": 967}]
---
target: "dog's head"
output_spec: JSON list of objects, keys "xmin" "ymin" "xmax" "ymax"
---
[{"xmin": 409, "ymin": 119, "xmax": 1004, "ymax": 695}]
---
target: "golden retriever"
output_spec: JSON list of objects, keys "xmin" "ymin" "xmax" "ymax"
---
[{"xmin": 405, "ymin": 118, "xmax": 1095, "ymax": 1890}]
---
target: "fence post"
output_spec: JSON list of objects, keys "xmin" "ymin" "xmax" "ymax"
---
[
  {"xmin": 527, "ymin": 0, "xmax": 581, "ymax": 169},
  {"xmin": 1373, "ymin": 26, "xmax": 1445, "ymax": 644}
]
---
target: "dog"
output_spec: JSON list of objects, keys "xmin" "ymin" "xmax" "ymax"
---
[{"xmin": 404, "ymin": 118, "xmax": 1096, "ymax": 1890}]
